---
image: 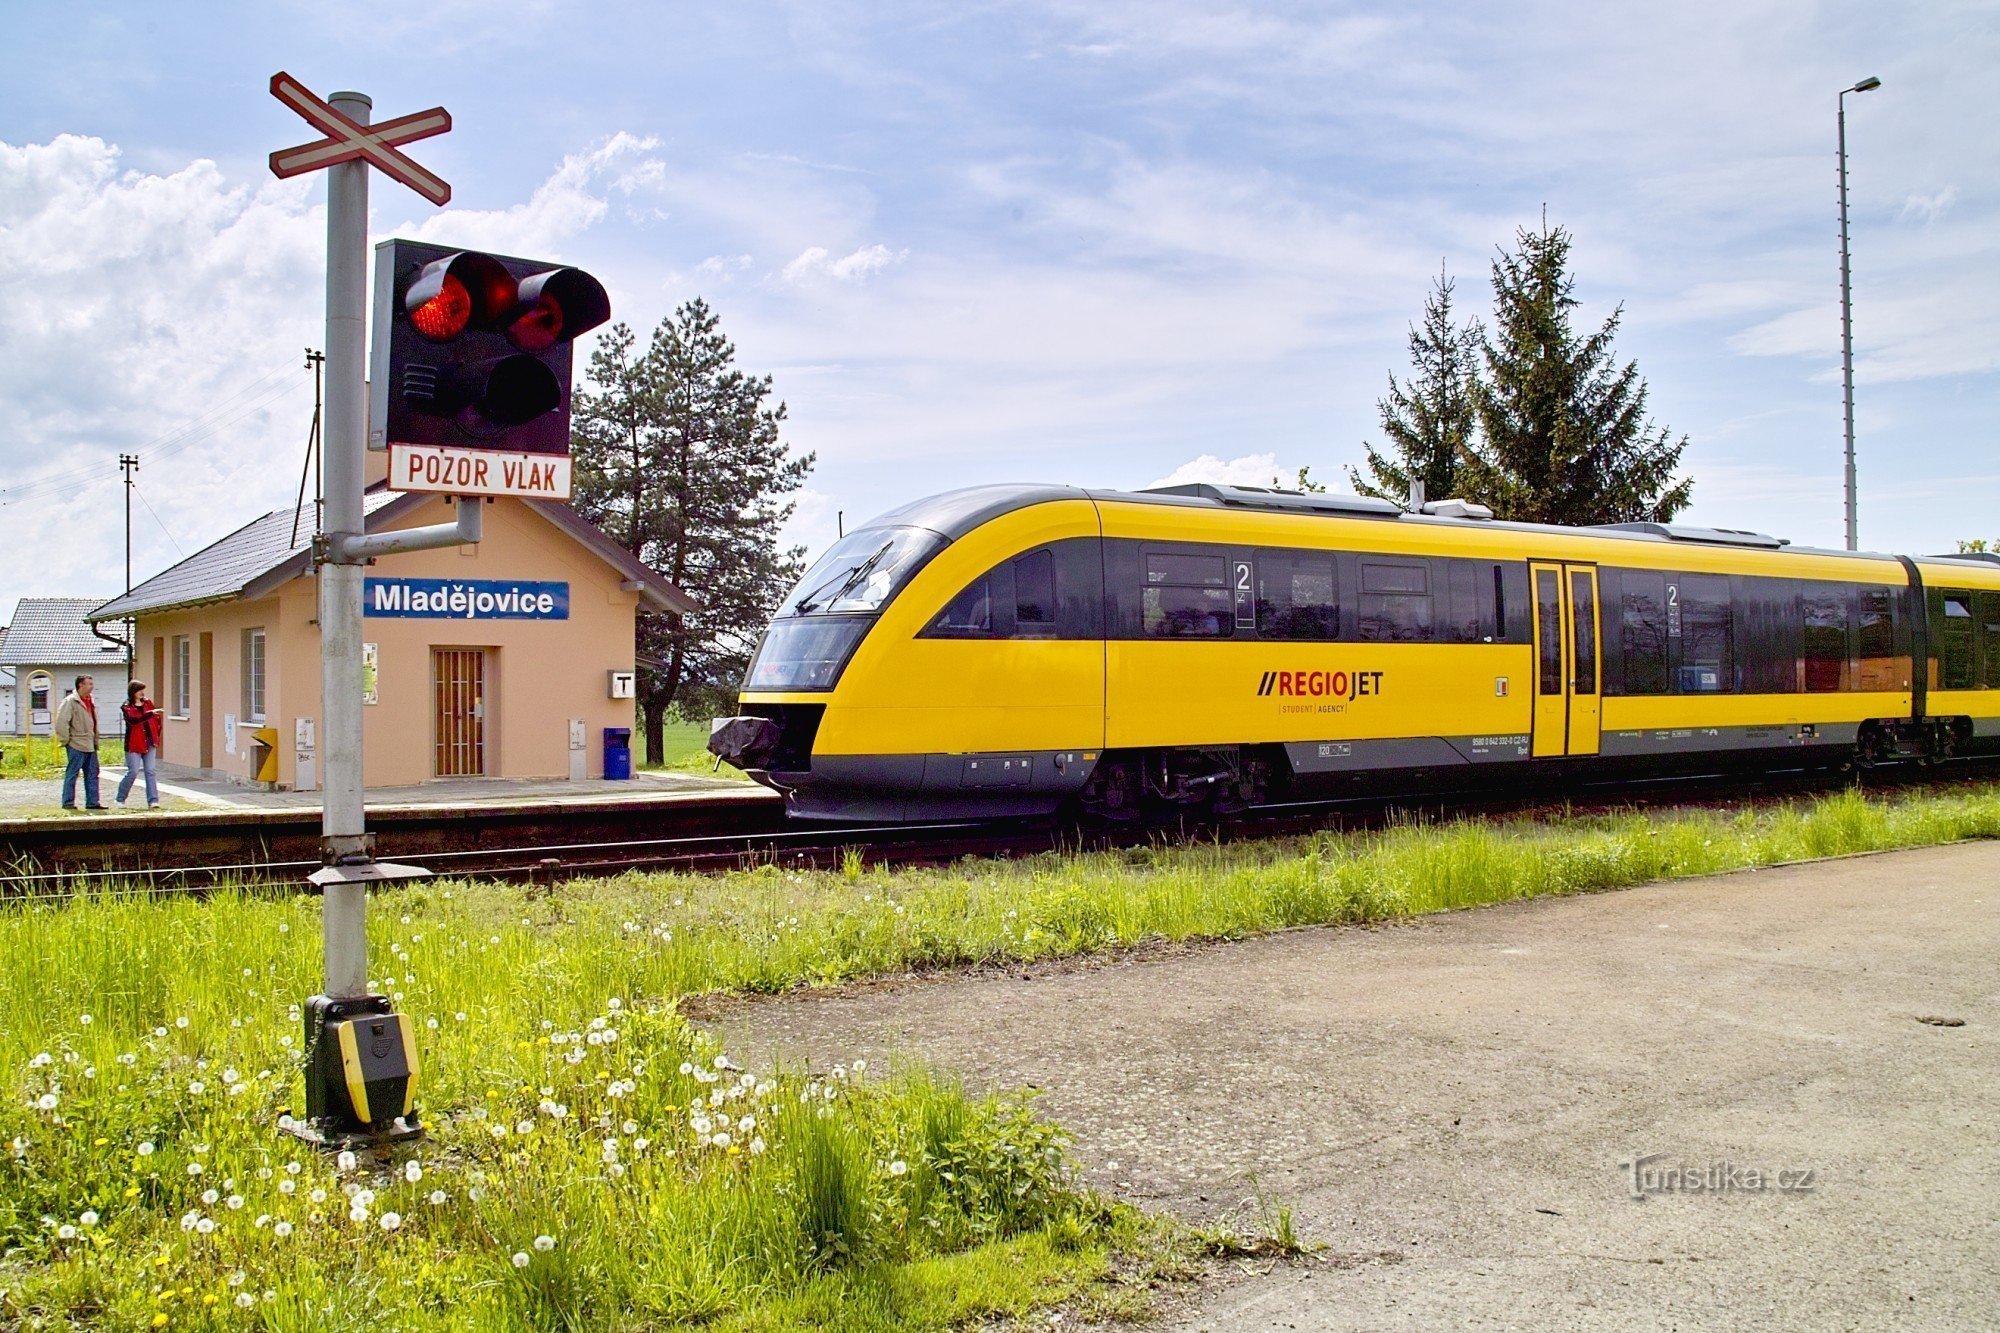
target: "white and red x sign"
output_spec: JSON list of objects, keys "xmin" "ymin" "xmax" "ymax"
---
[{"xmin": 268, "ymin": 72, "xmax": 452, "ymax": 206}]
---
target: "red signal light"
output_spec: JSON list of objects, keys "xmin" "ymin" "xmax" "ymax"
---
[
  {"xmin": 404, "ymin": 252, "xmax": 516, "ymax": 342},
  {"xmin": 508, "ymin": 268, "xmax": 610, "ymax": 352},
  {"xmin": 507, "ymin": 294, "xmax": 564, "ymax": 351},
  {"xmin": 410, "ymin": 274, "xmax": 472, "ymax": 340}
]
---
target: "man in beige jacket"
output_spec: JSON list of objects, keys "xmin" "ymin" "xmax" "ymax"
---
[{"xmin": 54, "ymin": 675, "xmax": 105, "ymax": 811}]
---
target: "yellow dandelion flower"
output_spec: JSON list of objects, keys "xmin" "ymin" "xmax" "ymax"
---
[
  {"xmin": 203, "ymin": 1294, "xmax": 218, "ymax": 1306},
  {"xmin": 152, "ymin": 1316, "xmax": 169, "ymax": 1328},
  {"xmin": 126, "ymin": 1186, "xmax": 140, "ymax": 1198},
  {"xmin": 94, "ymin": 1137, "xmax": 109, "ymax": 1146}
]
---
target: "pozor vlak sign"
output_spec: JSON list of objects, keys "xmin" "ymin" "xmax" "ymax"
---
[{"xmin": 369, "ymin": 238, "xmax": 609, "ymax": 500}]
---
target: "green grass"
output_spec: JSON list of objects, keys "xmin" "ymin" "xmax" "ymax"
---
[
  {"xmin": 6, "ymin": 780, "xmax": 1999, "ymax": 1327},
  {"xmin": 0, "ymin": 736, "xmax": 123, "ymax": 781},
  {"xmin": 0, "ymin": 912, "xmax": 1116, "ymax": 1329},
  {"xmin": 638, "ymin": 715, "xmax": 751, "ymax": 782}
]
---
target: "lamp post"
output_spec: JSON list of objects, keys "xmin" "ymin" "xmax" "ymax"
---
[{"xmin": 1838, "ymin": 75, "xmax": 1881, "ymax": 552}]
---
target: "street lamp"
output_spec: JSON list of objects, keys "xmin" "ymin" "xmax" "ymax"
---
[{"xmin": 1838, "ymin": 74, "xmax": 1881, "ymax": 552}]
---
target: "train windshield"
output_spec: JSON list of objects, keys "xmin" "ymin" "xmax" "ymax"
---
[{"xmin": 779, "ymin": 526, "xmax": 942, "ymax": 617}]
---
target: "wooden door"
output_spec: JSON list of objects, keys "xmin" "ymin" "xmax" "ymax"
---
[
  {"xmin": 198, "ymin": 632, "xmax": 214, "ymax": 768},
  {"xmin": 433, "ymin": 649, "xmax": 486, "ymax": 777}
]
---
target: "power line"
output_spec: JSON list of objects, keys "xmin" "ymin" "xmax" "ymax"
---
[
  {"xmin": 133, "ymin": 483, "xmax": 186, "ymax": 558},
  {"xmin": 0, "ymin": 357, "xmax": 310, "ymax": 505}
]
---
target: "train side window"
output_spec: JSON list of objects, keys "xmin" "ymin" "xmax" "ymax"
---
[
  {"xmin": 1014, "ymin": 549, "xmax": 1056, "ymax": 630},
  {"xmin": 1802, "ymin": 586, "xmax": 1850, "ymax": 692},
  {"xmin": 1674, "ymin": 574, "xmax": 1732, "ymax": 692},
  {"xmin": 1536, "ymin": 569, "xmax": 1562, "ymax": 695},
  {"xmin": 1358, "ymin": 560, "xmax": 1432, "ymax": 642},
  {"xmin": 1442, "ymin": 559, "xmax": 1482, "ymax": 643},
  {"xmin": 1856, "ymin": 586, "xmax": 1897, "ymax": 691},
  {"xmin": 1497, "ymin": 563, "xmax": 1532, "ymax": 641},
  {"xmin": 1619, "ymin": 571, "xmax": 1669, "ymax": 695},
  {"xmin": 1936, "ymin": 589, "xmax": 1976, "ymax": 690},
  {"xmin": 1255, "ymin": 553, "xmax": 1338, "ymax": 640},
  {"xmin": 1570, "ymin": 570, "xmax": 1597, "ymax": 694},
  {"xmin": 1143, "ymin": 550, "xmax": 1231, "ymax": 637},
  {"xmin": 1739, "ymin": 578, "xmax": 1801, "ymax": 695},
  {"xmin": 1980, "ymin": 592, "xmax": 2000, "ymax": 689},
  {"xmin": 927, "ymin": 575, "xmax": 998, "ymax": 637}
]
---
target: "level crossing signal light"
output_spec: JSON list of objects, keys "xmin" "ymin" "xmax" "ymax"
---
[{"xmin": 370, "ymin": 239, "xmax": 610, "ymax": 455}]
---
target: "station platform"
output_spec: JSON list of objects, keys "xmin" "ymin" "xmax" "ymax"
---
[
  {"xmin": 0, "ymin": 770, "xmax": 783, "ymax": 879},
  {"xmin": 0, "ymin": 768, "xmax": 759, "ymax": 821}
]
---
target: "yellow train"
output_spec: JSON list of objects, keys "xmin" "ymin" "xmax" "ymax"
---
[{"xmin": 708, "ymin": 483, "xmax": 2000, "ymax": 821}]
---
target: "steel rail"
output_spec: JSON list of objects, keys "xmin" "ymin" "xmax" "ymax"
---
[{"xmin": 4, "ymin": 759, "xmax": 1997, "ymax": 902}]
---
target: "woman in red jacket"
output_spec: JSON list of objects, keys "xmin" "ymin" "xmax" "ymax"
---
[{"xmin": 116, "ymin": 680, "xmax": 164, "ymax": 809}]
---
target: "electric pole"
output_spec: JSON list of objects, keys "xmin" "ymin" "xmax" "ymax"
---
[{"xmin": 120, "ymin": 453, "xmax": 139, "ymax": 670}]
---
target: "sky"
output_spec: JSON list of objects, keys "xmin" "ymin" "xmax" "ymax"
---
[{"xmin": 0, "ymin": 0, "xmax": 1994, "ymax": 620}]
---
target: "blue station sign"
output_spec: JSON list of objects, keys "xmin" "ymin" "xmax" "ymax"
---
[{"xmin": 364, "ymin": 577, "xmax": 570, "ymax": 620}]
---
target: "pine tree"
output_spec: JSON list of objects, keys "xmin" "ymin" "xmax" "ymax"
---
[
  {"xmin": 1463, "ymin": 222, "xmax": 1692, "ymax": 525},
  {"xmin": 1349, "ymin": 264, "xmax": 1481, "ymax": 509},
  {"xmin": 570, "ymin": 301, "xmax": 814, "ymax": 762}
]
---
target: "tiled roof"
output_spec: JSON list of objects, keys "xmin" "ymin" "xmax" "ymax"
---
[
  {"xmin": 0, "ymin": 598, "xmax": 128, "ymax": 666},
  {"xmin": 91, "ymin": 491, "xmax": 696, "ymax": 622},
  {"xmin": 90, "ymin": 494, "xmax": 402, "ymax": 622}
]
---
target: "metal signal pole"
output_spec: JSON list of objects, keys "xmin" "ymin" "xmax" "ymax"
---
[
  {"xmin": 120, "ymin": 453, "xmax": 139, "ymax": 670},
  {"xmin": 316, "ymin": 90, "xmax": 373, "ymax": 1000},
  {"xmin": 1838, "ymin": 75, "xmax": 1881, "ymax": 552}
]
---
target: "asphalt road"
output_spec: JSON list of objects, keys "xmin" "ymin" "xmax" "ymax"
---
[{"xmin": 710, "ymin": 842, "xmax": 1999, "ymax": 1331}]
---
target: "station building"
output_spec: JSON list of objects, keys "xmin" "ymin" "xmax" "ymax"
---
[
  {"xmin": 88, "ymin": 485, "xmax": 692, "ymax": 790},
  {"xmin": 1, "ymin": 597, "xmax": 131, "ymax": 736}
]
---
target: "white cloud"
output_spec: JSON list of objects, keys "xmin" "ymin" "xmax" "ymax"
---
[
  {"xmin": 1898, "ymin": 187, "xmax": 1958, "ymax": 225},
  {"xmin": 0, "ymin": 132, "xmax": 649, "ymax": 617},
  {"xmin": 780, "ymin": 243, "xmax": 905, "ymax": 284},
  {"xmin": 695, "ymin": 254, "xmax": 755, "ymax": 278},
  {"xmin": 1146, "ymin": 452, "xmax": 1284, "ymax": 489},
  {"xmin": 397, "ymin": 133, "xmax": 664, "ymax": 258}
]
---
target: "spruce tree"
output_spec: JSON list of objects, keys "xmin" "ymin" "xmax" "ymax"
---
[
  {"xmin": 1349, "ymin": 264, "xmax": 1481, "ymax": 509},
  {"xmin": 571, "ymin": 301, "xmax": 814, "ymax": 762},
  {"xmin": 1463, "ymin": 222, "xmax": 1692, "ymax": 525}
]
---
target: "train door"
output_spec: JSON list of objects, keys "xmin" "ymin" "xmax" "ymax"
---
[{"xmin": 1528, "ymin": 562, "xmax": 1602, "ymax": 758}]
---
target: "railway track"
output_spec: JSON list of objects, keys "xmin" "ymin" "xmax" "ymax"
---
[{"xmin": 4, "ymin": 758, "xmax": 1997, "ymax": 900}]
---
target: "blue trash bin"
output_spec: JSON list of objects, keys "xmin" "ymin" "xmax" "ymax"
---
[{"xmin": 602, "ymin": 727, "xmax": 633, "ymax": 780}]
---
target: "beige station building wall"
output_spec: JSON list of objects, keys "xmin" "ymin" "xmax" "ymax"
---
[{"xmin": 137, "ymin": 495, "xmax": 642, "ymax": 790}]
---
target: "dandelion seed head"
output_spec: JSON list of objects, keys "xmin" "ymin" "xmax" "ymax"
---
[
  {"xmin": 512, "ymin": 1252, "xmax": 529, "ymax": 1268},
  {"xmin": 533, "ymin": 1234, "xmax": 555, "ymax": 1251}
]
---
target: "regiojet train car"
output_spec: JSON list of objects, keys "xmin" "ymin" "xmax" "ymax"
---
[{"xmin": 708, "ymin": 483, "xmax": 2000, "ymax": 822}]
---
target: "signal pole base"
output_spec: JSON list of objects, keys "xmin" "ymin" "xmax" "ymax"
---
[
  {"xmin": 279, "ymin": 1113, "xmax": 425, "ymax": 1152},
  {"xmin": 282, "ymin": 991, "xmax": 426, "ymax": 1151}
]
